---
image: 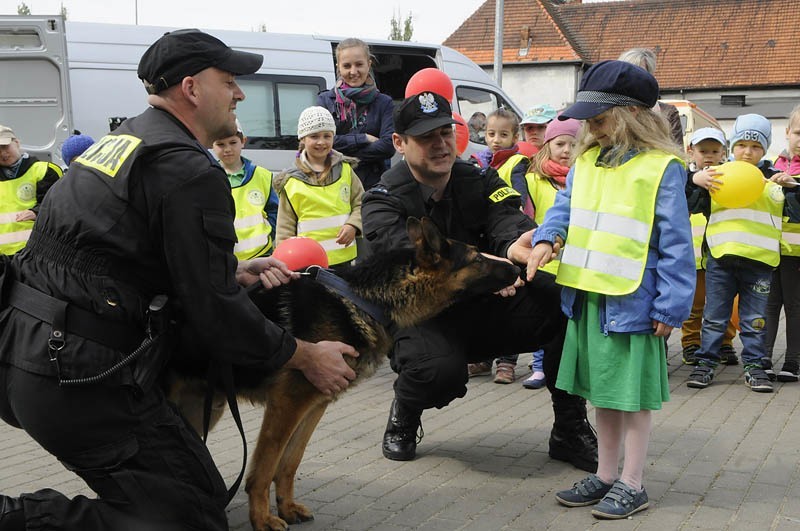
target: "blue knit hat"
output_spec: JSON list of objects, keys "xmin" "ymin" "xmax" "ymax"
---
[
  {"xmin": 729, "ymin": 114, "xmax": 771, "ymax": 152},
  {"xmin": 61, "ymin": 134, "xmax": 95, "ymax": 165}
]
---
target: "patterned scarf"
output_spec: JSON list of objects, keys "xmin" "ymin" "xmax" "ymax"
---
[{"xmin": 334, "ymin": 75, "xmax": 379, "ymax": 129}]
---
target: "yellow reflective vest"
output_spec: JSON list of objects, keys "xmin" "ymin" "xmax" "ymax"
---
[
  {"xmin": 556, "ymin": 147, "xmax": 682, "ymax": 296},
  {"xmin": 284, "ymin": 162, "xmax": 357, "ymax": 265},
  {"xmin": 525, "ymin": 172, "xmax": 561, "ymax": 276},
  {"xmin": 0, "ymin": 160, "xmax": 62, "ymax": 255},
  {"xmin": 706, "ymin": 181, "xmax": 783, "ymax": 267},
  {"xmin": 231, "ymin": 166, "xmax": 274, "ymax": 260},
  {"xmin": 496, "ymin": 153, "xmax": 529, "ymax": 187},
  {"xmin": 690, "ymin": 213, "xmax": 706, "ymax": 270}
]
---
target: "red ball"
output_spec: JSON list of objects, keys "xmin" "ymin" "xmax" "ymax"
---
[
  {"xmin": 272, "ymin": 237, "xmax": 329, "ymax": 271},
  {"xmin": 405, "ymin": 68, "xmax": 454, "ymax": 102},
  {"xmin": 452, "ymin": 111, "xmax": 469, "ymax": 155}
]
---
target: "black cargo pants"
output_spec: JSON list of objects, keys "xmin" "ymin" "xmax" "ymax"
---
[
  {"xmin": 0, "ymin": 364, "xmax": 229, "ymax": 531},
  {"xmin": 390, "ymin": 270, "xmax": 576, "ymax": 410}
]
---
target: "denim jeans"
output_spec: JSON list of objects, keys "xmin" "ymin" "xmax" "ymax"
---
[{"xmin": 695, "ymin": 255, "xmax": 773, "ymax": 368}]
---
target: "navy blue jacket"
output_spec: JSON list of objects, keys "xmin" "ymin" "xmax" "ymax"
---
[{"xmin": 317, "ymin": 90, "xmax": 395, "ymax": 190}]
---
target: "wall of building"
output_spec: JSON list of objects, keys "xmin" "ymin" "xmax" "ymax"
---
[{"xmin": 482, "ymin": 63, "xmax": 580, "ymax": 113}]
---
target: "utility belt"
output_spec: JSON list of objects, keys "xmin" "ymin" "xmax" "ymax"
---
[{"xmin": 7, "ymin": 281, "xmax": 170, "ymax": 391}]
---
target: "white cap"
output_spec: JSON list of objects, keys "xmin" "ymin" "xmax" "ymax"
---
[
  {"xmin": 689, "ymin": 127, "xmax": 726, "ymax": 147},
  {"xmin": 297, "ymin": 106, "xmax": 336, "ymax": 139}
]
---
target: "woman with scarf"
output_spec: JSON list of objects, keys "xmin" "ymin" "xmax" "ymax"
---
[{"xmin": 317, "ymin": 38, "xmax": 395, "ymax": 192}]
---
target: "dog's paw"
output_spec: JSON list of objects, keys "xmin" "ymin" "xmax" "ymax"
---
[
  {"xmin": 278, "ymin": 501, "xmax": 314, "ymax": 524},
  {"xmin": 254, "ymin": 515, "xmax": 290, "ymax": 531}
]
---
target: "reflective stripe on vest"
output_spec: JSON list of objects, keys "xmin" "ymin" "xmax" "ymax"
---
[
  {"xmin": 284, "ymin": 163, "xmax": 357, "ymax": 265},
  {"xmin": 555, "ymin": 147, "xmax": 681, "ymax": 296},
  {"xmin": 706, "ymin": 182, "xmax": 783, "ymax": 267},
  {"xmin": 230, "ymin": 166, "xmax": 274, "ymax": 260},
  {"xmin": 0, "ymin": 161, "xmax": 57, "ymax": 255},
  {"xmin": 781, "ymin": 218, "xmax": 800, "ymax": 257},
  {"xmin": 525, "ymin": 172, "xmax": 561, "ymax": 275},
  {"xmin": 690, "ymin": 213, "xmax": 706, "ymax": 270},
  {"xmin": 496, "ymin": 153, "xmax": 529, "ymax": 187}
]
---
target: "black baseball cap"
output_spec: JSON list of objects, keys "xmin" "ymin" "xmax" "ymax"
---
[
  {"xmin": 560, "ymin": 60, "xmax": 658, "ymax": 121},
  {"xmin": 394, "ymin": 92, "xmax": 462, "ymax": 136},
  {"xmin": 137, "ymin": 29, "xmax": 264, "ymax": 94}
]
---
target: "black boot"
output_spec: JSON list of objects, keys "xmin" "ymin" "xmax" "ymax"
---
[
  {"xmin": 0, "ymin": 495, "xmax": 25, "ymax": 530},
  {"xmin": 382, "ymin": 399, "xmax": 422, "ymax": 461},
  {"xmin": 549, "ymin": 401, "xmax": 598, "ymax": 473}
]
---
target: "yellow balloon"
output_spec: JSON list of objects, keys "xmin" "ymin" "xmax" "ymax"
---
[{"xmin": 709, "ymin": 160, "xmax": 765, "ymax": 208}]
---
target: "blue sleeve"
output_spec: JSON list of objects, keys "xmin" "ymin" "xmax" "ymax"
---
[
  {"xmin": 331, "ymin": 95, "xmax": 395, "ymax": 161},
  {"xmin": 510, "ymin": 158, "xmax": 530, "ymax": 207},
  {"xmin": 532, "ymin": 166, "xmax": 574, "ymax": 245},
  {"xmin": 650, "ymin": 160, "xmax": 696, "ymax": 327},
  {"xmin": 265, "ymin": 182, "xmax": 279, "ymax": 234}
]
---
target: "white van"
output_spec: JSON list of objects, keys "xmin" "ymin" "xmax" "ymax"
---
[{"xmin": 0, "ymin": 15, "xmax": 521, "ymax": 169}]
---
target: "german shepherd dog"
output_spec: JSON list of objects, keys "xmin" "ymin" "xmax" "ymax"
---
[{"xmin": 168, "ymin": 217, "xmax": 519, "ymax": 531}]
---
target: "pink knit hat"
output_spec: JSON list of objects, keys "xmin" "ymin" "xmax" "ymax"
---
[{"xmin": 543, "ymin": 116, "xmax": 581, "ymax": 144}]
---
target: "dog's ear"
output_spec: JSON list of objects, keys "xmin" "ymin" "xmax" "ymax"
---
[
  {"xmin": 406, "ymin": 217, "xmax": 423, "ymax": 245},
  {"xmin": 420, "ymin": 217, "xmax": 446, "ymax": 255}
]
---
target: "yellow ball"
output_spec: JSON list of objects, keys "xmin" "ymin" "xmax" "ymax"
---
[{"xmin": 710, "ymin": 160, "xmax": 765, "ymax": 208}]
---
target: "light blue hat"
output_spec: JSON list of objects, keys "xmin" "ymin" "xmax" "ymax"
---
[
  {"xmin": 729, "ymin": 113, "xmax": 771, "ymax": 152},
  {"xmin": 521, "ymin": 104, "xmax": 557, "ymax": 125},
  {"xmin": 689, "ymin": 127, "xmax": 726, "ymax": 147}
]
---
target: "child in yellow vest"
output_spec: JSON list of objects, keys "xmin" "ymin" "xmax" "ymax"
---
[
  {"xmin": 686, "ymin": 113, "xmax": 799, "ymax": 390},
  {"xmin": 521, "ymin": 115, "xmax": 580, "ymax": 390},
  {"xmin": 681, "ymin": 128, "xmax": 739, "ymax": 365},
  {"xmin": 765, "ymin": 104, "xmax": 800, "ymax": 382},
  {"xmin": 467, "ymin": 108, "xmax": 531, "ymax": 383},
  {"xmin": 212, "ymin": 122, "xmax": 278, "ymax": 260},
  {"xmin": 528, "ymin": 60, "xmax": 695, "ymax": 519},
  {"xmin": 0, "ymin": 124, "xmax": 62, "ymax": 256},
  {"xmin": 274, "ymin": 106, "xmax": 364, "ymax": 270}
]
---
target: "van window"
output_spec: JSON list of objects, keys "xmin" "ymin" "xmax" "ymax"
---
[
  {"xmin": 455, "ymin": 86, "xmax": 518, "ymax": 145},
  {"xmin": 236, "ymin": 74, "xmax": 326, "ymax": 149}
]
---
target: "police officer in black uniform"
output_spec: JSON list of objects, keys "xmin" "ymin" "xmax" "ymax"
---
[
  {"xmin": 0, "ymin": 29, "xmax": 357, "ymax": 530},
  {"xmin": 362, "ymin": 92, "xmax": 597, "ymax": 470}
]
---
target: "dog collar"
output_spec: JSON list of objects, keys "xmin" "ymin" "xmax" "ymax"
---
[{"xmin": 305, "ymin": 266, "xmax": 391, "ymax": 327}]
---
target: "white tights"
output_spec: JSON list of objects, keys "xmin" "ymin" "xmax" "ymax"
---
[{"xmin": 594, "ymin": 408, "xmax": 652, "ymax": 491}]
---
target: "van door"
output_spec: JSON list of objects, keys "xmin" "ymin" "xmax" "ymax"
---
[{"xmin": 0, "ymin": 15, "xmax": 72, "ymax": 165}]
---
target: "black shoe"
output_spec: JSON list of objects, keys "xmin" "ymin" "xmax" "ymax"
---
[
  {"xmin": 777, "ymin": 360, "xmax": 800, "ymax": 382},
  {"xmin": 550, "ymin": 406, "xmax": 598, "ymax": 473},
  {"xmin": 382, "ymin": 399, "xmax": 423, "ymax": 461},
  {"xmin": 687, "ymin": 364, "xmax": 714, "ymax": 389},
  {"xmin": 0, "ymin": 494, "xmax": 25, "ymax": 530},
  {"xmin": 718, "ymin": 344, "xmax": 739, "ymax": 365},
  {"xmin": 682, "ymin": 344, "xmax": 700, "ymax": 365}
]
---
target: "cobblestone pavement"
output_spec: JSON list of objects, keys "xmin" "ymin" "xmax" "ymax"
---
[{"xmin": 2, "ymin": 324, "xmax": 799, "ymax": 530}]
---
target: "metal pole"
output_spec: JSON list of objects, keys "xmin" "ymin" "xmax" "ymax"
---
[
  {"xmin": 135, "ymin": 0, "xmax": 138, "ymax": 25},
  {"xmin": 493, "ymin": 0, "xmax": 504, "ymax": 85}
]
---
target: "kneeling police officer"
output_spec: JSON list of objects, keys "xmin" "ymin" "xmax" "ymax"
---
[{"xmin": 0, "ymin": 29, "xmax": 357, "ymax": 530}]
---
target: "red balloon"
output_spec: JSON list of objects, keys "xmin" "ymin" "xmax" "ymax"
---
[
  {"xmin": 405, "ymin": 68, "xmax": 454, "ymax": 102},
  {"xmin": 452, "ymin": 111, "xmax": 469, "ymax": 155},
  {"xmin": 272, "ymin": 237, "xmax": 329, "ymax": 271}
]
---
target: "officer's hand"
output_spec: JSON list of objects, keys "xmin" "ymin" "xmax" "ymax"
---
[
  {"xmin": 286, "ymin": 340, "xmax": 359, "ymax": 396},
  {"xmin": 506, "ymin": 229, "xmax": 535, "ymax": 265},
  {"xmin": 336, "ymin": 224, "xmax": 357, "ymax": 246},
  {"xmin": 526, "ymin": 239, "xmax": 562, "ymax": 281},
  {"xmin": 652, "ymin": 320, "xmax": 673, "ymax": 337},
  {"xmin": 495, "ymin": 276, "xmax": 525, "ymax": 298},
  {"xmin": 15, "ymin": 209, "xmax": 35, "ymax": 222},
  {"xmin": 237, "ymin": 257, "xmax": 299, "ymax": 289}
]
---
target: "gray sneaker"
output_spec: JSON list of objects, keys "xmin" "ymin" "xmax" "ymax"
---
[
  {"xmin": 591, "ymin": 480, "xmax": 649, "ymax": 519},
  {"xmin": 555, "ymin": 474, "xmax": 614, "ymax": 507},
  {"xmin": 745, "ymin": 367, "xmax": 774, "ymax": 393},
  {"xmin": 687, "ymin": 364, "xmax": 714, "ymax": 389}
]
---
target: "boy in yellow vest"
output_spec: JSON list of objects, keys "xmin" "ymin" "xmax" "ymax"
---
[
  {"xmin": 212, "ymin": 122, "xmax": 278, "ymax": 260},
  {"xmin": 0, "ymin": 124, "xmax": 62, "ymax": 255},
  {"xmin": 681, "ymin": 128, "xmax": 739, "ymax": 366},
  {"xmin": 686, "ymin": 114, "xmax": 798, "ymax": 392},
  {"xmin": 274, "ymin": 106, "xmax": 364, "ymax": 269}
]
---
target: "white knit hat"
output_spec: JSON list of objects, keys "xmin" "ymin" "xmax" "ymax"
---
[{"xmin": 297, "ymin": 106, "xmax": 336, "ymax": 139}]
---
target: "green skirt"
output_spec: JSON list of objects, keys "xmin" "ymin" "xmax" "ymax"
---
[{"xmin": 556, "ymin": 292, "xmax": 670, "ymax": 411}]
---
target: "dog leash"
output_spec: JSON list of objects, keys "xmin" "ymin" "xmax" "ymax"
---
[{"xmin": 303, "ymin": 266, "xmax": 391, "ymax": 327}]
